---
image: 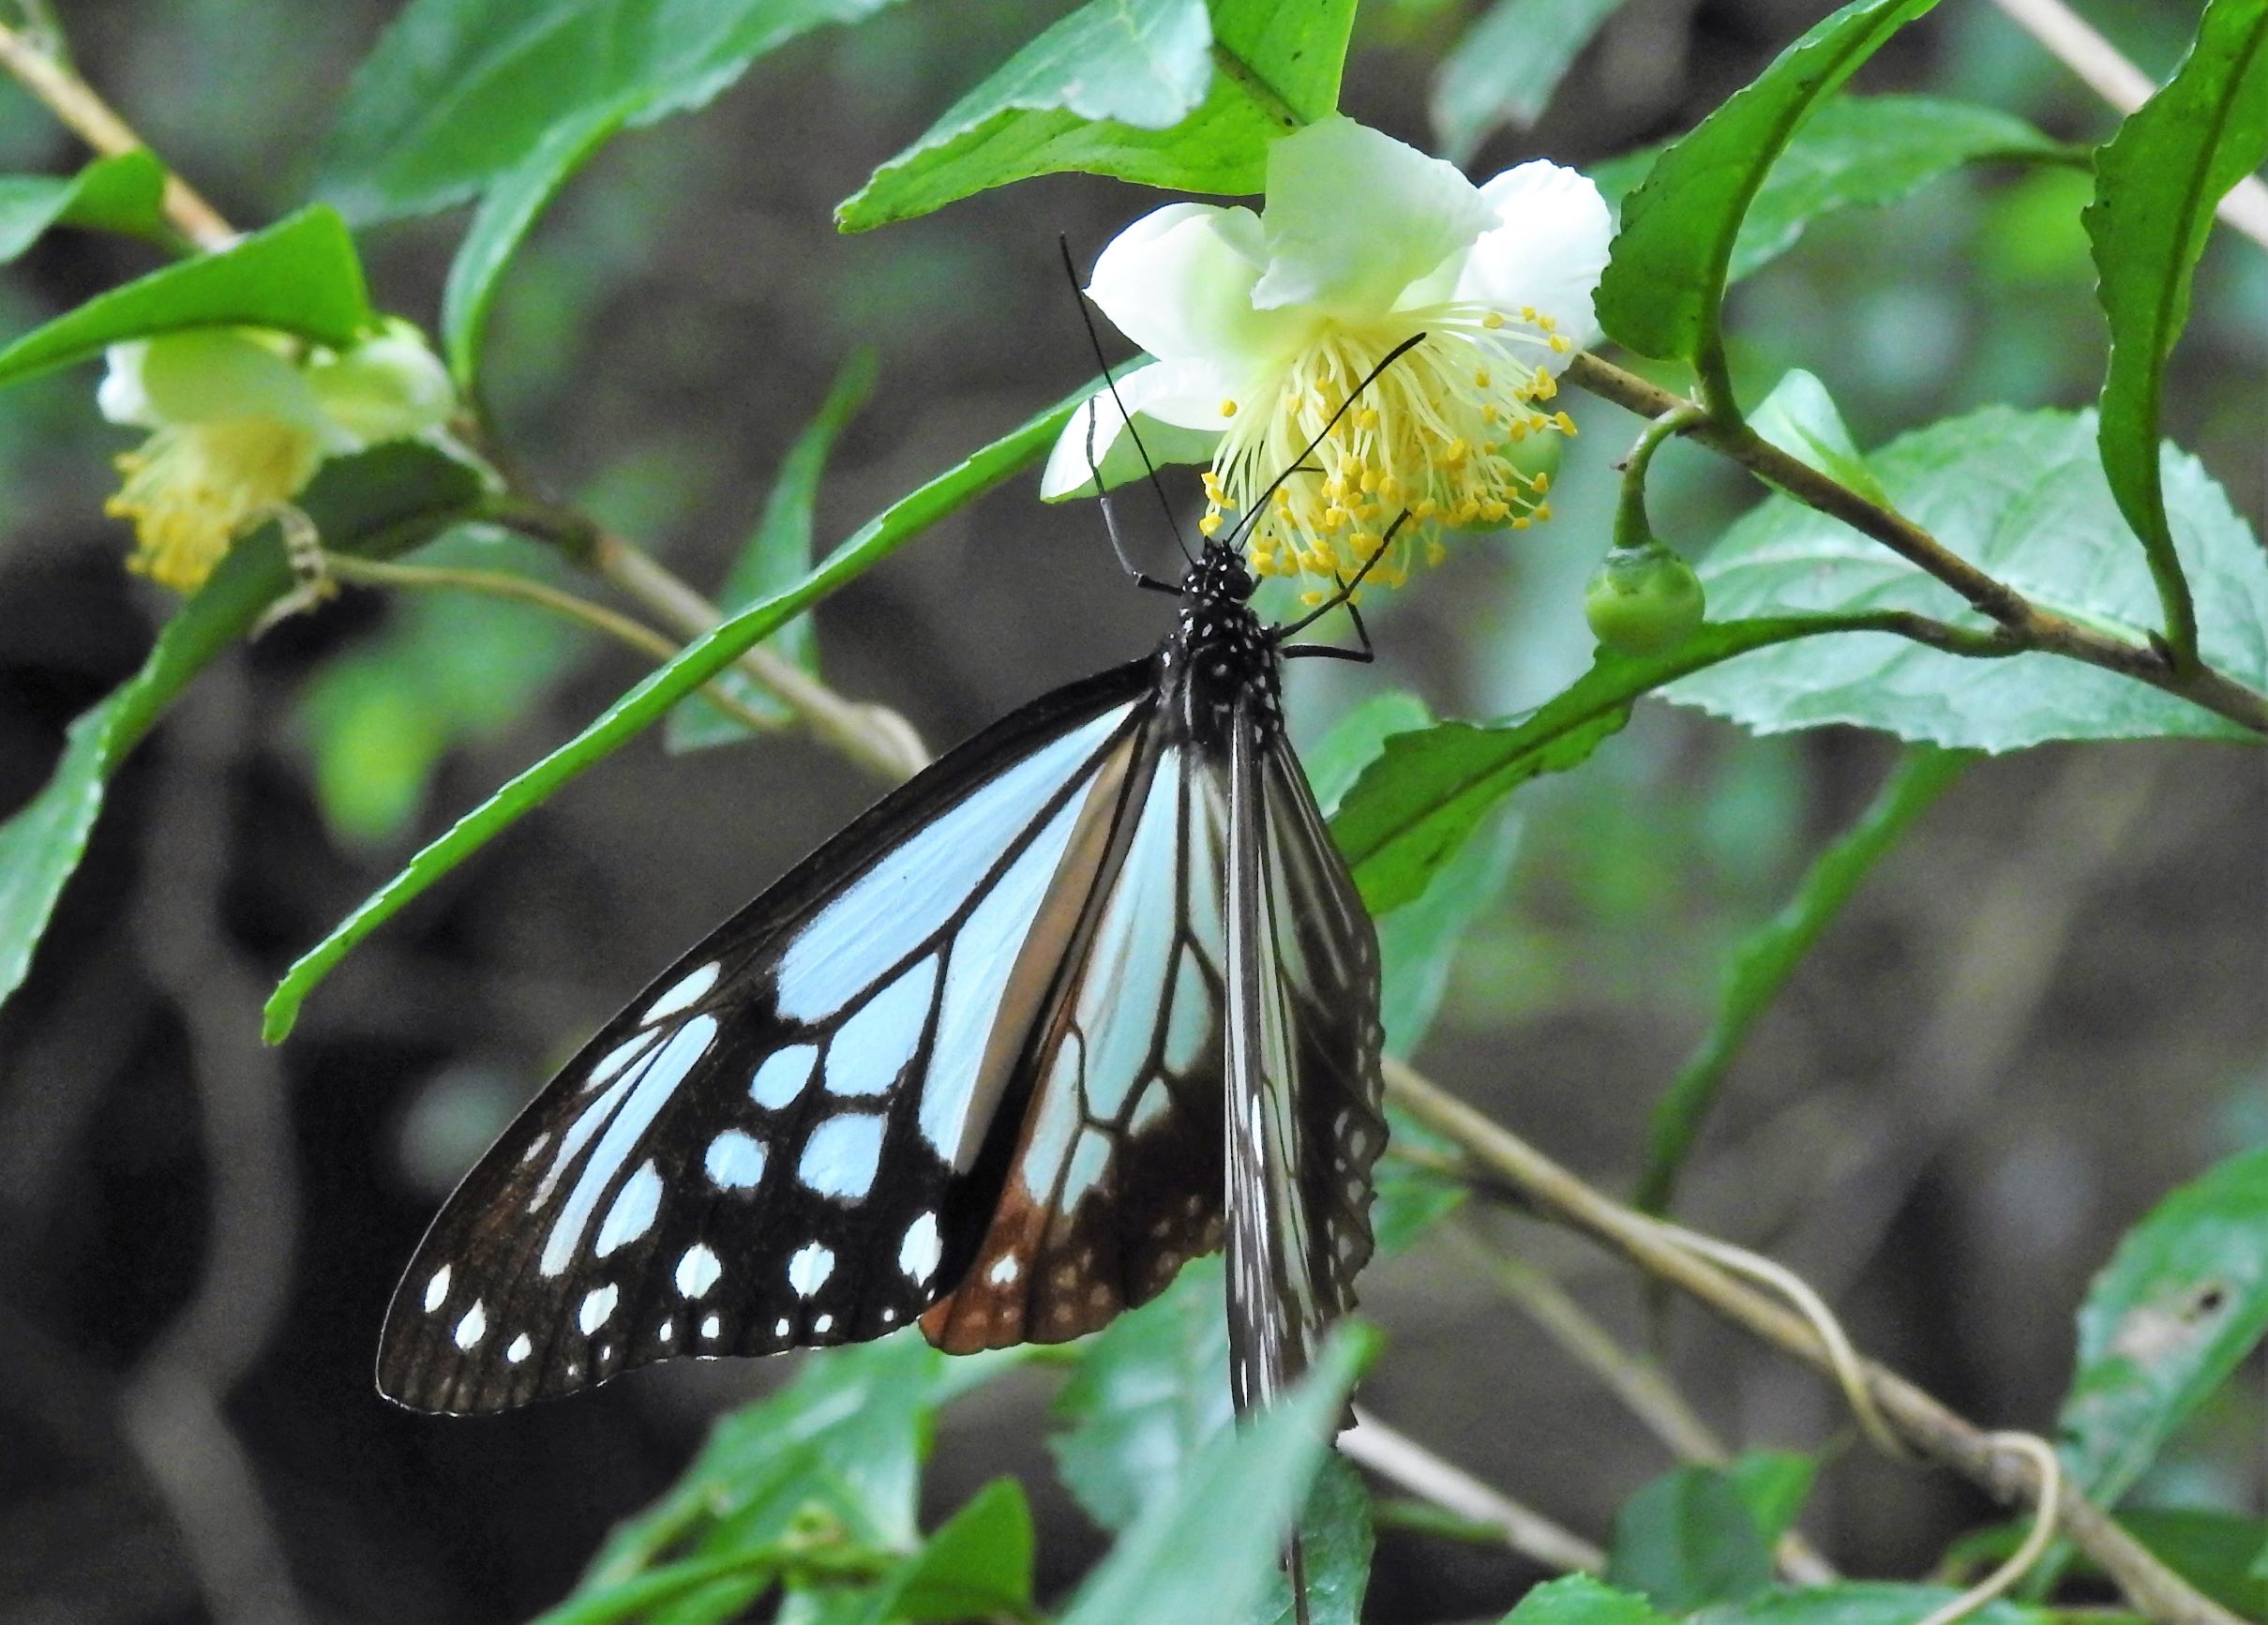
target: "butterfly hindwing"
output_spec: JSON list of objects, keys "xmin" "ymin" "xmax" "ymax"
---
[
  {"xmin": 1223, "ymin": 692, "xmax": 1388, "ymax": 1413},
  {"xmin": 379, "ymin": 662, "xmax": 1158, "ymax": 1413},
  {"xmin": 921, "ymin": 738, "xmax": 1233, "ymax": 1350}
]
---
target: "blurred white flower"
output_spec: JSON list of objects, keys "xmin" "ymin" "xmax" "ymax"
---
[
  {"xmin": 1044, "ymin": 115, "xmax": 1610, "ymax": 594},
  {"xmin": 101, "ymin": 320, "xmax": 455, "ymax": 592}
]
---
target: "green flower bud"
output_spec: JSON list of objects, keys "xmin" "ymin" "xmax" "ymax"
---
[{"xmin": 1583, "ymin": 540, "xmax": 1705, "ymax": 655}]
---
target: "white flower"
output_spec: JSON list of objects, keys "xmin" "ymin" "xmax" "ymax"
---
[
  {"xmin": 101, "ymin": 319, "xmax": 455, "ymax": 592},
  {"xmin": 1044, "ymin": 115, "xmax": 1611, "ymax": 594}
]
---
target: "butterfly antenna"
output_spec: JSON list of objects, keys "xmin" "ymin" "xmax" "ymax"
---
[
  {"xmin": 1223, "ymin": 332, "xmax": 1427, "ymax": 552},
  {"xmin": 1270, "ymin": 507, "xmax": 1410, "ymax": 643},
  {"xmin": 1059, "ymin": 234, "xmax": 1194, "ymax": 572}
]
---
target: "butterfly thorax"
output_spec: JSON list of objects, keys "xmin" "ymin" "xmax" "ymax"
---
[{"xmin": 1160, "ymin": 541, "xmax": 1282, "ymax": 755}]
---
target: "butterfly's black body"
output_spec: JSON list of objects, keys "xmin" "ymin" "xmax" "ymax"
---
[{"xmin": 378, "ymin": 536, "xmax": 1386, "ymax": 1431}]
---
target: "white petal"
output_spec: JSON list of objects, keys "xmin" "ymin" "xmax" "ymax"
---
[
  {"xmin": 1252, "ymin": 116, "xmax": 1495, "ymax": 321},
  {"xmin": 104, "ymin": 328, "xmax": 322, "ymax": 429},
  {"xmin": 1040, "ymin": 357, "xmax": 1239, "ymax": 499},
  {"xmin": 306, "ymin": 323, "xmax": 457, "ymax": 451},
  {"xmin": 97, "ymin": 341, "xmax": 158, "ymax": 428},
  {"xmin": 1087, "ymin": 203, "xmax": 1306, "ymax": 367},
  {"xmin": 1457, "ymin": 161, "xmax": 1614, "ymax": 354}
]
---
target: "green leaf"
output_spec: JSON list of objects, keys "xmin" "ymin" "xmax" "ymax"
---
[
  {"xmin": 571, "ymin": 1335, "xmax": 975, "ymax": 1620},
  {"xmin": 0, "ymin": 149, "xmax": 168, "ymax": 263},
  {"xmin": 1596, "ymin": 0, "xmax": 1941, "ymax": 390},
  {"xmin": 1662, "ymin": 408, "xmax": 2268, "ymax": 748},
  {"xmin": 865, "ymin": 1478, "xmax": 1034, "ymax": 1624},
  {"xmin": 1725, "ymin": 1451, "xmax": 1820, "ymax": 1543},
  {"xmin": 2112, "ymin": 1509, "xmax": 2268, "ymax": 1620},
  {"xmin": 443, "ymin": 93, "xmax": 641, "ymax": 391},
  {"xmin": 1635, "ymin": 745, "xmax": 1969, "ymax": 1212},
  {"xmin": 1749, "ymin": 369, "xmax": 1890, "ymax": 509},
  {"xmin": 1604, "ymin": 1465, "xmax": 1775, "ymax": 1612},
  {"xmin": 2085, "ymin": 0, "xmax": 2268, "ymax": 661},
  {"xmin": 263, "ymin": 374, "xmax": 1104, "ymax": 1042},
  {"xmin": 0, "ymin": 442, "xmax": 482, "ymax": 1016},
  {"xmin": 668, "ymin": 348, "xmax": 877, "ymax": 751},
  {"xmin": 0, "ymin": 206, "xmax": 372, "ymax": 391},
  {"xmin": 1694, "ymin": 1582, "xmax": 2052, "ymax": 1625},
  {"xmin": 1306, "ymin": 691, "xmax": 1524, "ymax": 1059},
  {"xmin": 1049, "ymin": 1256, "xmax": 1234, "ymax": 1533},
  {"xmin": 1246, "ymin": 1456, "xmax": 1373, "ymax": 1625},
  {"xmin": 1329, "ymin": 617, "xmax": 1910, "ymax": 915},
  {"xmin": 2058, "ymin": 1144, "xmax": 2268, "ymax": 1504},
  {"xmin": 1431, "ymin": 0, "xmax": 1630, "ymax": 166},
  {"xmin": 1497, "ymin": 1572, "xmax": 1673, "ymax": 1625},
  {"xmin": 836, "ymin": 0, "xmax": 1358, "ymax": 230},
  {"xmin": 1059, "ymin": 1324, "xmax": 1376, "ymax": 1625},
  {"xmin": 1369, "ymin": 1110, "xmax": 1468, "ymax": 1256},
  {"xmin": 1590, "ymin": 97, "xmax": 2070, "ymax": 290},
  {"xmin": 321, "ymin": 0, "xmax": 908, "ymax": 222}
]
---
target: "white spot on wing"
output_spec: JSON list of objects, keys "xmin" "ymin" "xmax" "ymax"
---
[
  {"xmin": 675, "ymin": 1242, "xmax": 722, "ymax": 1299},
  {"xmin": 704, "ymin": 1129, "xmax": 768, "ymax": 1191},
  {"xmin": 701, "ymin": 1313, "xmax": 722, "ymax": 1340},
  {"xmin": 424, "ymin": 1265, "xmax": 451, "ymax": 1313},
  {"xmin": 797, "ymin": 1112, "xmax": 886, "ymax": 1199},
  {"xmin": 814, "ymin": 1313, "xmax": 834, "ymax": 1334},
  {"xmin": 594, "ymin": 1160, "xmax": 663, "ymax": 1257},
  {"xmin": 788, "ymin": 1241, "xmax": 835, "ymax": 1298},
  {"xmin": 541, "ymin": 1016, "xmax": 718, "ymax": 1276},
  {"xmin": 578, "ymin": 1283, "xmax": 619, "ymax": 1334},
  {"xmin": 988, "ymin": 1255, "xmax": 1020, "ymax": 1285},
  {"xmin": 454, "ymin": 1302, "xmax": 487, "ymax": 1349},
  {"xmin": 506, "ymin": 1332, "xmax": 532, "ymax": 1364},
  {"xmin": 643, "ymin": 960, "xmax": 720, "ymax": 1022},
  {"xmin": 774, "ymin": 706, "xmax": 1131, "ymax": 1021},
  {"xmin": 749, "ymin": 1045, "xmax": 817, "ymax": 1110},
  {"xmin": 898, "ymin": 1212, "xmax": 941, "ymax": 1285},
  {"xmin": 824, "ymin": 957, "xmax": 937, "ymax": 1097}
]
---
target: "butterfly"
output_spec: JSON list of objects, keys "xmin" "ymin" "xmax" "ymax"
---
[{"xmin": 377, "ymin": 345, "xmax": 1416, "ymax": 1431}]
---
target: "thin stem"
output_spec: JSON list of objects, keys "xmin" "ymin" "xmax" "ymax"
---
[
  {"xmin": 1341, "ymin": 1407, "xmax": 1606, "ymax": 1573},
  {"xmin": 322, "ymin": 556, "xmax": 789, "ymax": 739},
  {"xmin": 590, "ymin": 532, "xmax": 931, "ymax": 783},
  {"xmin": 1984, "ymin": 0, "xmax": 2268, "ymax": 253},
  {"xmin": 1382, "ymin": 1058, "xmax": 2246, "ymax": 1625},
  {"xmin": 1612, "ymin": 402, "xmax": 1706, "ymax": 550},
  {"xmin": 1564, "ymin": 353, "xmax": 2268, "ymax": 737},
  {"xmin": 0, "ymin": 20, "xmax": 233, "ymax": 248}
]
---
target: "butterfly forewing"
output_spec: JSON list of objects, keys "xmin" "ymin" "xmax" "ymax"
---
[
  {"xmin": 1223, "ymin": 693, "xmax": 1388, "ymax": 1414},
  {"xmin": 380, "ymin": 663, "xmax": 1157, "ymax": 1413}
]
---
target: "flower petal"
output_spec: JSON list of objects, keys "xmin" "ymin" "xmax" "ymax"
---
[
  {"xmin": 1252, "ymin": 116, "xmax": 1495, "ymax": 321},
  {"xmin": 307, "ymin": 323, "xmax": 456, "ymax": 450},
  {"xmin": 1458, "ymin": 160, "xmax": 1614, "ymax": 354},
  {"xmin": 1040, "ymin": 357, "xmax": 1239, "ymax": 499},
  {"xmin": 100, "ymin": 329, "xmax": 322, "ymax": 430},
  {"xmin": 1087, "ymin": 203, "xmax": 1307, "ymax": 367}
]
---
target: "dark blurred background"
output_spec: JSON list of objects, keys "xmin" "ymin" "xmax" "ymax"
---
[{"xmin": 0, "ymin": 1, "xmax": 2261, "ymax": 1621}]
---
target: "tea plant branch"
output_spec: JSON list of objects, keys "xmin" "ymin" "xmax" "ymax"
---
[
  {"xmin": 319, "ymin": 554, "xmax": 791, "ymax": 739},
  {"xmin": 1342, "ymin": 1408, "xmax": 1607, "ymax": 1574},
  {"xmin": 1383, "ymin": 1058, "xmax": 2245, "ymax": 1625},
  {"xmin": 1447, "ymin": 1226, "xmax": 1841, "ymax": 1586},
  {"xmin": 1983, "ymin": 0, "xmax": 2268, "ymax": 252},
  {"xmin": 482, "ymin": 492, "xmax": 932, "ymax": 784},
  {"xmin": 1565, "ymin": 353, "xmax": 2268, "ymax": 738},
  {"xmin": 0, "ymin": 19, "xmax": 232, "ymax": 248}
]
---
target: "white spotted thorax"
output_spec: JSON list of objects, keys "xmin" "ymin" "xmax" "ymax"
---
[{"xmin": 1041, "ymin": 114, "xmax": 1611, "ymax": 599}]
